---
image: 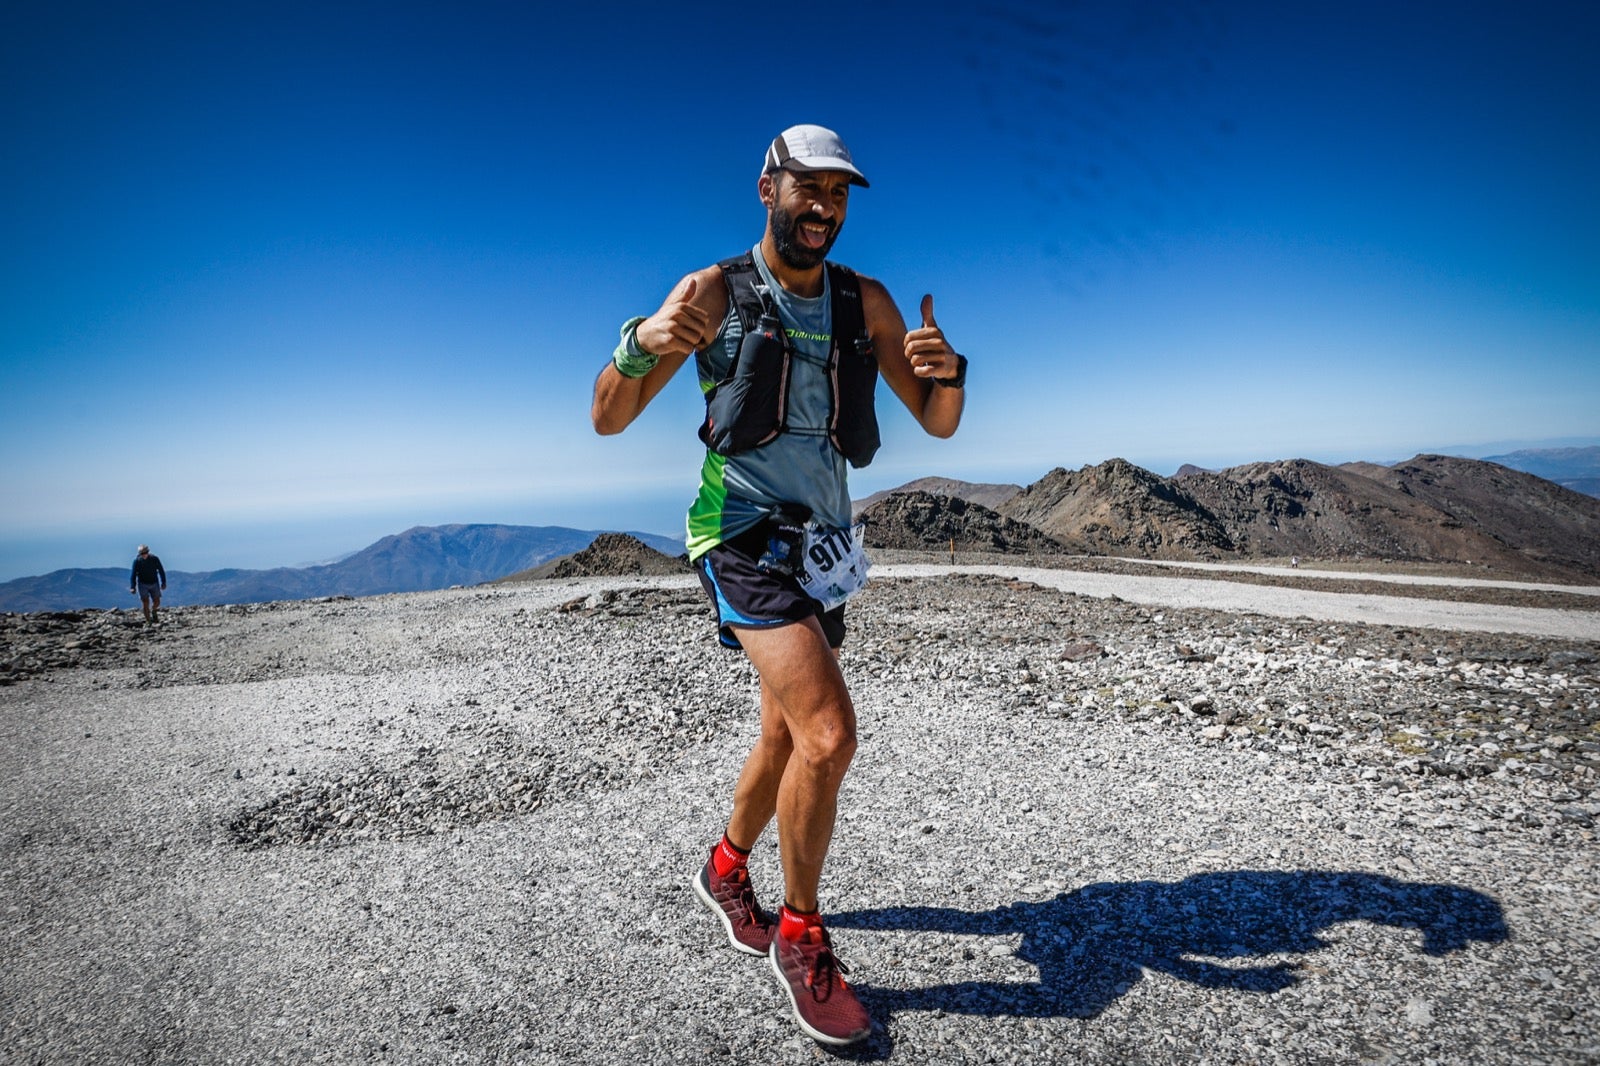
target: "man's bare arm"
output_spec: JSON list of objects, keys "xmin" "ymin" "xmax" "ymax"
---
[
  {"xmin": 862, "ymin": 280, "xmax": 965, "ymax": 439},
  {"xmin": 591, "ymin": 268, "xmax": 727, "ymax": 435}
]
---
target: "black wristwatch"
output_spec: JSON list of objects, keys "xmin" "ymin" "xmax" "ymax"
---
[{"xmin": 933, "ymin": 353, "xmax": 968, "ymax": 389}]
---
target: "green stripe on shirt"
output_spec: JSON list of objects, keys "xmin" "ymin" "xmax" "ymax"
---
[{"xmin": 686, "ymin": 450, "xmax": 730, "ymax": 561}]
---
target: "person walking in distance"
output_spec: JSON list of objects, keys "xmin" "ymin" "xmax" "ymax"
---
[
  {"xmin": 591, "ymin": 124, "xmax": 968, "ymax": 1045},
  {"xmin": 129, "ymin": 545, "xmax": 167, "ymax": 625}
]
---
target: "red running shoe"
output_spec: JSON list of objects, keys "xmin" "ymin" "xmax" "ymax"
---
[
  {"xmin": 692, "ymin": 855, "xmax": 775, "ymax": 957},
  {"xmin": 768, "ymin": 924, "xmax": 872, "ymax": 1045}
]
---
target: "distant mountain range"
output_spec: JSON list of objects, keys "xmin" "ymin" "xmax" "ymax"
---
[
  {"xmin": 0, "ymin": 525, "xmax": 685, "ymax": 613},
  {"xmin": 1482, "ymin": 446, "xmax": 1600, "ymax": 497}
]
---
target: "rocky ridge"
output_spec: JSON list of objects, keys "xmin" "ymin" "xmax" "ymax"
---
[
  {"xmin": 853, "ymin": 476, "xmax": 1023, "ymax": 514},
  {"xmin": 1358, "ymin": 454, "xmax": 1600, "ymax": 575},
  {"xmin": 1178, "ymin": 458, "xmax": 1533, "ymax": 569},
  {"xmin": 901, "ymin": 454, "xmax": 1600, "ymax": 582},
  {"xmin": 998, "ymin": 457, "xmax": 1234, "ymax": 556}
]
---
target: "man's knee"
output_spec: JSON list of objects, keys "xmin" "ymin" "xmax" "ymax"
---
[{"xmin": 796, "ymin": 706, "xmax": 857, "ymax": 773}]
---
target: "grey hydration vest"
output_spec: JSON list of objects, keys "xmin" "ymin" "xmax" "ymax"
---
[{"xmin": 698, "ymin": 251, "xmax": 881, "ymax": 468}]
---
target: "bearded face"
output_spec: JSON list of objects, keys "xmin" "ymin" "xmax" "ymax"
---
[
  {"xmin": 769, "ymin": 204, "xmax": 840, "ymax": 269},
  {"xmin": 766, "ymin": 171, "xmax": 848, "ymax": 270}
]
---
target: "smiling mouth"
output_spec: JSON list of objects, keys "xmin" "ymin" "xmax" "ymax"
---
[{"xmin": 796, "ymin": 216, "xmax": 834, "ymax": 249}]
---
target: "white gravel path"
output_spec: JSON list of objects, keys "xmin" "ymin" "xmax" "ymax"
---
[
  {"xmin": 1107, "ymin": 558, "xmax": 1600, "ymax": 597},
  {"xmin": 876, "ymin": 563, "xmax": 1600, "ymax": 640}
]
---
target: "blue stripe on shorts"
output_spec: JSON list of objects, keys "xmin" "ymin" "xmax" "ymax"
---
[{"xmin": 698, "ymin": 555, "xmax": 789, "ymax": 648}]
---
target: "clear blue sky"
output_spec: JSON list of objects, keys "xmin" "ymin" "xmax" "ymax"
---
[{"xmin": 4, "ymin": 0, "xmax": 1597, "ymax": 579}]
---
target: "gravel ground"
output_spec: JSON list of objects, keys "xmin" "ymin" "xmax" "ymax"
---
[{"xmin": 2, "ymin": 564, "xmax": 1598, "ymax": 1065}]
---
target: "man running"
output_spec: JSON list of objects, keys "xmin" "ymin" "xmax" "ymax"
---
[
  {"xmin": 129, "ymin": 545, "xmax": 167, "ymax": 625},
  {"xmin": 591, "ymin": 124, "xmax": 967, "ymax": 1045}
]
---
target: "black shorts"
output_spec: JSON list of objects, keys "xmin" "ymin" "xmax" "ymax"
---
[{"xmin": 695, "ymin": 525, "xmax": 846, "ymax": 650}]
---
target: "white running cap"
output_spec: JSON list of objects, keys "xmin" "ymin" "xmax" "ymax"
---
[{"xmin": 762, "ymin": 124, "xmax": 869, "ymax": 188}]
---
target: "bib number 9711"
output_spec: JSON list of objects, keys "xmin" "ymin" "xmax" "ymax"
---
[
  {"xmin": 808, "ymin": 527, "xmax": 852, "ymax": 572},
  {"xmin": 798, "ymin": 523, "xmax": 870, "ymax": 610}
]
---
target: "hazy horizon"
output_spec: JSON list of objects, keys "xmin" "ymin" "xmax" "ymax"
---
[{"xmin": 5, "ymin": 437, "xmax": 1595, "ymax": 583}]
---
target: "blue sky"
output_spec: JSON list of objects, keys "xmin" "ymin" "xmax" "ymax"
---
[{"xmin": 3, "ymin": 0, "xmax": 1597, "ymax": 580}]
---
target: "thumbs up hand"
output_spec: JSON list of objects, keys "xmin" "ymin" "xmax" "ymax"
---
[
  {"xmin": 635, "ymin": 274, "xmax": 712, "ymax": 360},
  {"xmin": 905, "ymin": 293, "xmax": 961, "ymax": 382}
]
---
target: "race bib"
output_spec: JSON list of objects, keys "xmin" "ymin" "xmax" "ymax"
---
[{"xmin": 798, "ymin": 523, "xmax": 871, "ymax": 611}]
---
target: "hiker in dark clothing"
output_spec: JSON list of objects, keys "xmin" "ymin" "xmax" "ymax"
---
[{"xmin": 130, "ymin": 545, "xmax": 167, "ymax": 624}]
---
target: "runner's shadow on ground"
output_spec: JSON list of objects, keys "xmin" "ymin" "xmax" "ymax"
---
[{"xmin": 828, "ymin": 869, "xmax": 1507, "ymax": 1041}]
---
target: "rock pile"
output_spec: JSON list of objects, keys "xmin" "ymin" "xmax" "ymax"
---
[
  {"xmin": 2, "ymin": 609, "xmax": 155, "ymax": 684},
  {"xmin": 228, "ymin": 587, "xmax": 739, "ymax": 847},
  {"xmin": 520, "ymin": 532, "xmax": 689, "ymax": 579},
  {"xmin": 226, "ymin": 722, "xmax": 559, "ymax": 848},
  {"xmin": 859, "ymin": 491, "xmax": 1066, "ymax": 554}
]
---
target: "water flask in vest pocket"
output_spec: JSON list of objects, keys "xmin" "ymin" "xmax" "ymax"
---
[
  {"xmin": 756, "ymin": 504, "xmax": 811, "ymax": 578},
  {"xmin": 700, "ymin": 314, "xmax": 790, "ymax": 456},
  {"xmin": 833, "ymin": 334, "xmax": 881, "ymax": 468}
]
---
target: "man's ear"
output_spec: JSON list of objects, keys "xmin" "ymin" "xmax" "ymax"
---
[{"xmin": 758, "ymin": 172, "xmax": 776, "ymax": 207}]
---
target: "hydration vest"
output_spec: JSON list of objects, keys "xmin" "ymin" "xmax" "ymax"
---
[{"xmin": 698, "ymin": 252, "xmax": 881, "ymax": 468}]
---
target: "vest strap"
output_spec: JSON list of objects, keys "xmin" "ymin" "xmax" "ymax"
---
[{"xmin": 701, "ymin": 252, "xmax": 879, "ymax": 467}]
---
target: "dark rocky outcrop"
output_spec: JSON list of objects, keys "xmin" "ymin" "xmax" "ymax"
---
[
  {"xmin": 511, "ymin": 533, "xmax": 690, "ymax": 580},
  {"xmin": 859, "ymin": 491, "xmax": 1067, "ymax": 554}
]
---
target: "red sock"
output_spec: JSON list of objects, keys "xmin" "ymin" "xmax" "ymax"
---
[
  {"xmin": 711, "ymin": 833, "xmax": 749, "ymax": 878},
  {"xmin": 779, "ymin": 905, "xmax": 823, "ymax": 942}
]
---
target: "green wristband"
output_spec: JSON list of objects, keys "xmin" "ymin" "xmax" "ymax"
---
[{"xmin": 613, "ymin": 316, "xmax": 659, "ymax": 378}]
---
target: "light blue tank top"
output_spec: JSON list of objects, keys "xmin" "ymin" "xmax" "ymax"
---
[{"xmin": 685, "ymin": 248, "xmax": 853, "ymax": 559}]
